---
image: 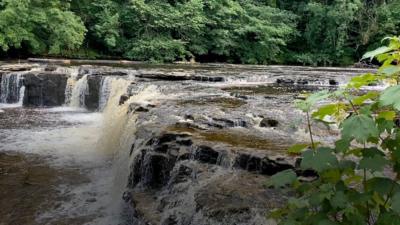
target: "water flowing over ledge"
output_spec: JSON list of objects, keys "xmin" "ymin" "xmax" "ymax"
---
[{"xmin": 0, "ymin": 62, "xmax": 379, "ymax": 225}]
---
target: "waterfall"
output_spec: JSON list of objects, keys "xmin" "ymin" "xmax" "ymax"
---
[
  {"xmin": 98, "ymin": 77, "xmax": 113, "ymax": 111},
  {"xmin": 89, "ymin": 79, "xmax": 161, "ymax": 225},
  {"xmin": 68, "ymin": 75, "xmax": 89, "ymax": 108},
  {"xmin": 63, "ymin": 68, "xmax": 80, "ymax": 106},
  {"xmin": 0, "ymin": 72, "xmax": 25, "ymax": 105}
]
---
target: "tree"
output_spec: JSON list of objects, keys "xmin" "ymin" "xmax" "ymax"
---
[{"xmin": 0, "ymin": 0, "xmax": 86, "ymax": 55}]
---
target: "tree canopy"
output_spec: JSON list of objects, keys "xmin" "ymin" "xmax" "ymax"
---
[{"xmin": 0, "ymin": 0, "xmax": 399, "ymax": 65}]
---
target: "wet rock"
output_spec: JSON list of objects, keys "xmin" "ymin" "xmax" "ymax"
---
[
  {"xmin": 85, "ymin": 75, "xmax": 102, "ymax": 110},
  {"xmin": 119, "ymin": 94, "xmax": 129, "ymax": 105},
  {"xmin": 261, "ymin": 157, "xmax": 294, "ymax": 175},
  {"xmin": 137, "ymin": 73, "xmax": 191, "ymax": 81},
  {"xmin": 44, "ymin": 65, "xmax": 58, "ymax": 72},
  {"xmin": 234, "ymin": 154, "xmax": 262, "ymax": 172},
  {"xmin": 329, "ymin": 79, "xmax": 339, "ymax": 86},
  {"xmin": 259, "ymin": 118, "xmax": 279, "ymax": 128},
  {"xmin": 296, "ymin": 79, "xmax": 309, "ymax": 85},
  {"xmin": 158, "ymin": 133, "xmax": 191, "ymax": 145},
  {"xmin": 0, "ymin": 63, "xmax": 38, "ymax": 72},
  {"xmin": 129, "ymin": 150, "xmax": 145, "ymax": 188},
  {"xmin": 174, "ymin": 121, "xmax": 207, "ymax": 131},
  {"xmin": 162, "ymin": 216, "xmax": 178, "ymax": 225},
  {"xmin": 129, "ymin": 150, "xmax": 176, "ymax": 189},
  {"xmin": 170, "ymin": 164, "xmax": 193, "ymax": 184},
  {"xmin": 276, "ymin": 78, "xmax": 294, "ymax": 85},
  {"xmin": 176, "ymin": 139, "xmax": 193, "ymax": 146},
  {"xmin": 78, "ymin": 66, "xmax": 128, "ymax": 77},
  {"xmin": 194, "ymin": 172, "xmax": 284, "ymax": 224},
  {"xmin": 194, "ymin": 146, "xmax": 219, "ymax": 164},
  {"xmin": 128, "ymin": 103, "xmax": 156, "ymax": 113},
  {"xmin": 193, "ymin": 76, "xmax": 225, "ymax": 82},
  {"xmin": 90, "ymin": 71, "xmax": 128, "ymax": 76},
  {"xmin": 184, "ymin": 114, "xmax": 195, "ymax": 120},
  {"xmin": 23, "ymin": 72, "xmax": 68, "ymax": 106},
  {"xmin": 143, "ymin": 153, "xmax": 175, "ymax": 188},
  {"xmin": 211, "ymin": 118, "xmax": 248, "ymax": 128}
]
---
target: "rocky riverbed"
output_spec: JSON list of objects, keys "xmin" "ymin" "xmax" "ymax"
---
[{"xmin": 0, "ymin": 62, "xmax": 376, "ymax": 225}]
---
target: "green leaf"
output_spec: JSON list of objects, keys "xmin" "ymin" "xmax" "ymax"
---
[
  {"xmin": 352, "ymin": 92, "xmax": 379, "ymax": 106},
  {"xmin": 335, "ymin": 139, "xmax": 350, "ymax": 153},
  {"xmin": 301, "ymin": 148, "xmax": 338, "ymax": 172},
  {"xmin": 380, "ymin": 85, "xmax": 400, "ymax": 111},
  {"xmin": 341, "ymin": 114, "xmax": 379, "ymax": 143},
  {"xmin": 267, "ymin": 169, "xmax": 297, "ymax": 188},
  {"xmin": 381, "ymin": 65, "xmax": 400, "ymax": 76},
  {"xmin": 391, "ymin": 192, "xmax": 400, "ymax": 214},
  {"xmin": 362, "ymin": 46, "xmax": 393, "ymax": 60},
  {"xmin": 367, "ymin": 178, "xmax": 400, "ymax": 195},
  {"xmin": 347, "ymin": 73, "xmax": 378, "ymax": 89},
  {"xmin": 377, "ymin": 118, "xmax": 395, "ymax": 133},
  {"xmin": 362, "ymin": 147, "xmax": 385, "ymax": 157},
  {"xmin": 288, "ymin": 144, "xmax": 309, "ymax": 155},
  {"xmin": 359, "ymin": 155, "xmax": 388, "ymax": 172},
  {"xmin": 295, "ymin": 90, "xmax": 330, "ymax": 112},
  {"xmin": 312, "ymin": 103, "xmax": 347, "ymax": 122},
  {"xmin": 330, "ymin": 191, "xmax": 348, "ymax": 209},
  {"xmin": 378, "ymin": 111, "xmax": 396, "ymax": 120}
]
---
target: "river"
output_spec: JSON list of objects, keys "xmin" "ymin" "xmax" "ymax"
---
[{"xmin": 0, "ymin": 63, "xmax": 377, "ymax": 225}]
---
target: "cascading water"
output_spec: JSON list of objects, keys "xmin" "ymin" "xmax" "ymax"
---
[
  {"xmin": 80, "ymin": 76, "xmax": 163, "ymax": 224},
  {"xmin": 98, "ymin": 76, "xmax": 114, "ymax": 111},
  {"xmin": 0, "ymin": 72, "xmax": 25, "ymax": 105},
  {"xmin": 69, "ymin": 74, "xmax": 89, "ymax": 108},
  {"xmin": 63, "ymin": 67, "xmax": 80, "ymax": 106}
]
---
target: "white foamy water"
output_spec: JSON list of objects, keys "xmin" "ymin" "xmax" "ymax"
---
[
  {"xmin": 0, "ymin": 72, "xmax": 26, "ymax": 107},
  {"xmin": 0, "ymin": 77, "xmax": 140, "ymax": 225},
  {"xmin": 98, "ymin": 76, "xmax": 114, "ymax": 111},
  {"xmin": 0, "ymin": 75, "xmax": 164, "ymax": 225},
  {"xmin": 69, "ymin": 75, "xmax": 89, "ymax": 108}
]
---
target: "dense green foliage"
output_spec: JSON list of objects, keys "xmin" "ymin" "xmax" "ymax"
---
[
  {"xmin": 269, "ymin": 37, "xmax": 400, "ymax": 224},
  {"xmin": 0, "ymin": 0, "xmax": 399, "ymax": 65},
  {"xmin": 0, "ymin": 0, "xmax": 86, "ymax": 55}
]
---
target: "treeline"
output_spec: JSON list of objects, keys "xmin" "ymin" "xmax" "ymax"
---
[{"xmin": 0, "ymin": 0, "xmax": 399, "ymax": 65}]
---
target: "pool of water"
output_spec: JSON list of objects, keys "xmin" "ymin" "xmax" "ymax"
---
[{"xmin": 0, "ymin": 106, "xmax": 131, "ymax": 225}]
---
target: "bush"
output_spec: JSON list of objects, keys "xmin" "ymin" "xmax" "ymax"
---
[{"xmin": 269, "ymin": 37, "xmax": 400, "ymax": 225}]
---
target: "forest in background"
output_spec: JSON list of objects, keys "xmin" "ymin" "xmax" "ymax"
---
[{"xmin": 0, "ymin": 0, "xmax": 399, "ymax": 65}]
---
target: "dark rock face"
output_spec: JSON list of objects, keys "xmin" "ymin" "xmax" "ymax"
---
[
  {"xmin": 210, "ymin": 118, "xmax": 248, "ymax": 128},
  {"xmin": 119, "ymin": 95, "xmax": 130, "ymax": 105},
  {"xmin": 85, "ymin": 75, "xmax": 102, "ymax": 110},
  {"xmin": 233, "ymin": 153, "xmax": 295, "ymax": 175},
  {"xmin": 260, "ymin": 118, "xmax": 279, "ymax": 128},
  {"xmin": 194, "ymin": 145, "xmax": 219, "ymax": 164},
  {"xmin": 276, "ymin": 78, "xmax": 295, "ymax": 85},
  {"xmin": 143, "ymin": 153, "xmax": 175, "ymax": 188},
  {"xmin": 23, "ymin": 72, "xmax": 68, "ymax": 107},
  {"xmin": 128, "ymin": 103, "xmax": 156, "ymax": 113},
  {"xmin": 129, "ymin": 133, "xmax": 194, "ymax": 189},
  {"xmin": 329, "ymin": 79, "xmax": 339, "ymax": 85}
]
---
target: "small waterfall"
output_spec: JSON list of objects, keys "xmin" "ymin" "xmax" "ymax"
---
[
  {"xmin": 0, "ymin": 72, "xmax": 25, "ymax": 105},
  {"xmin": 63, "ymin": 68, "xmax": 80, "ymax": 106},
  {"xmin": 98, "ymin": 77, "xmax": 114, "ymax": 111},
  {"xmin": 69, "ymin": 75, "xmax": 89, "ymax": 108}
]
